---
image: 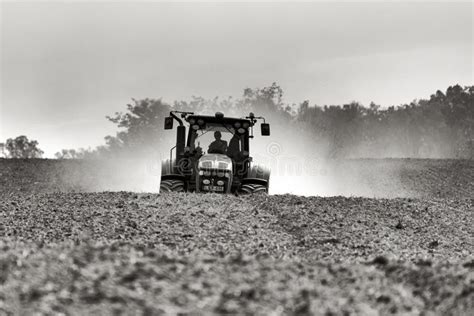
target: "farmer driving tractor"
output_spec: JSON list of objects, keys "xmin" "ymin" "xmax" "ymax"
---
[
  {"xmin": 161, "ymin": 111, "xmax": 271, "ymax": 194},
  {"xmin": 208, "ymin": 131, "xmax": 228, "ymax": 154}
]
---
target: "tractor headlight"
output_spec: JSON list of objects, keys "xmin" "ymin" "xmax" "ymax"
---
[
  {"xmin": 237, "ymin": 128, "xmax": 245, "ymax": 134},
  {"xmin": 243, "ymin": 122, "xmax": 250, "ymax": 128},
  {"xmin": 192, "ymin": 124, "xmax": 200, "ymax": 130},
  {"xmin": 189, "ymin": 118, "xmax": 196, "ymax": 124},
  {"xmin": 203, "ymin": 179, "xmax": 210, "ymax": 185},
  {"xmin": 197, "ymin": 119, "xmax": 204, "ymax": 125},
  {"xmin": 234, "ymin": 122, "xmax": 241, "ymax": 128},
  {"xmin": 217, "ymin": 180, "xmax": 224, "ymax": 186}
]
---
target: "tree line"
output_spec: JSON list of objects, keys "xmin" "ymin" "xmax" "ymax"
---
[
  {"xmin": 92, "ymin": 83, "xmax": 474, "ymax": 159},
  {"xmin": 1, "ymin": 84, "xmax": 472, "ymax": 159},
  {"xmin": 297, "ymin": 84, "xmax": 473, "ymax": 158}
]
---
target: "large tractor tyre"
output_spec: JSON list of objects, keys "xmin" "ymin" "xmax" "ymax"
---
[
  {"xmin": 160, "ymin": 179, "xmax": 185, "ymax": 193},
  {"xmin": 239, "ymin": 183, "xmax": 268, "ymax": 194}
]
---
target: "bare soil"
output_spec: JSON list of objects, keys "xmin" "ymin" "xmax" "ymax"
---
[{"xmin": 0, "ymin": 159, "xmax": 472, "ymax": 315}]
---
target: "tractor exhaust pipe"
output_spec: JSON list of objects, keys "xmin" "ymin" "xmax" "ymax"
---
[{"xmin": 176, "ymin": 125, "xmax": 186, "ymax": 159}]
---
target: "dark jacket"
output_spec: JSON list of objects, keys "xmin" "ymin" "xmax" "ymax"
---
[{"xmin": 208, "ymin": 140, "xmax": 228, "ymax": 154}]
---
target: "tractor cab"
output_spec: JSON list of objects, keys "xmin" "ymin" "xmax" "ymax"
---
[
  {"xmin": 161, "ymin": 111, "xmax": 271, "ymax": 194},
  {"xmin": 186, "ymin": 115, "xmax": 251, "ymax": 157}
]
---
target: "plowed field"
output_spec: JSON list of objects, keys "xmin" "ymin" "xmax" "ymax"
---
[{"xmin": 0, "ymin": 159, "xmax": 472, "ymax": 315}]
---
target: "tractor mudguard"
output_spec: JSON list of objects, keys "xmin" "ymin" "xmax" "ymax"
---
[
  {"xmin": 161, "ymin": 159, "xmax": 184, "ymax": 181},
  {"xmin": 161, "ymin": 158, "xmax": 175, "ymax": 176}
]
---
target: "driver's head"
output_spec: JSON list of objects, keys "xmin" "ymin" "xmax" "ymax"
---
[{"xmin": 214, "ymin": 131, "xmax": 222, "ymax": 140}]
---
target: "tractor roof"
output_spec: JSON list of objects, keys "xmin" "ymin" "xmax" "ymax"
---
[{"xmin": 185, "ymin": 114, "xmax": 253, "ymax": 125}]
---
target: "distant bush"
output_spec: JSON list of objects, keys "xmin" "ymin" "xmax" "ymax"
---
[{"xmin": 1, "ymin": 136, "xmax": 44, "ymax": 159}]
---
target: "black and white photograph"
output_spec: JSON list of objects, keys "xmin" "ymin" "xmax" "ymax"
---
[{"xmin": 0, "ymin": 0, "xmax": 473, "ymax": 314}]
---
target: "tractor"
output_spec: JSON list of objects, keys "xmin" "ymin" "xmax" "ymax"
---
[{"xmin": 160, "ymin": 111, "xmax": 271, "ymax": 194}]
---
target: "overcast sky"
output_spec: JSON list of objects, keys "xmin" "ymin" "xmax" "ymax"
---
[{"xmin": 1, "ymin": 1, "xmax": 472, "ymax": 157}]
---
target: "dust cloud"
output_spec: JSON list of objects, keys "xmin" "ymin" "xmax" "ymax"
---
[
  {"xmin": 94, "ymin": 115, "xmax": 410, "ymax": 198},
  {"xmin": 80, "ymin": 107, "xmax": 417, "ymax": 198},
  {"xmin": 250, "ymin": 124, "xmax": 410, "ymax": 198}
]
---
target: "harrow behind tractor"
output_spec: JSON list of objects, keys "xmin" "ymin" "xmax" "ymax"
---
[{"xmin": 160, "ymin": 111, "xmax": 271, "ymax": 194}]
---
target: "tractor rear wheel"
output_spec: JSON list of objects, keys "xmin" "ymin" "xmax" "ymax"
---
[
  {"xmin": 239, "ymin": 183, "xmax": 268, "ymax": 194},
  {"xmin": 160, "ymin": 179, "xmax": 185, "ymax": 193}
]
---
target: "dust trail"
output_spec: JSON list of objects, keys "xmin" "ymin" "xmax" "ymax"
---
[
  {"xmin": 80, "ymin": 107, "xmax": 411, "ymax": 197},
  {"xmin": 83, "ymin": 126, "xmax": 411, "ymax": 197},
  {"xmin": 244, "ymin": 111, "xmax": 412, "ymax": 197},
  {"xmin": 253, "ymin": 143, "xmax": 411, "ymax": 198}
]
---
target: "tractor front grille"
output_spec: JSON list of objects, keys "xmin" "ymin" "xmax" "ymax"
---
[
  {"xmin": 198, "ymin": 168, "xmax": 231, "ymax": 178},
  {"xmin": 218, "ymin": 162, "xmax": 230, "ymax": 170},
  {"xmin": 197, "ymin": 168, "xmax": 232, "ymax": 193}
]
